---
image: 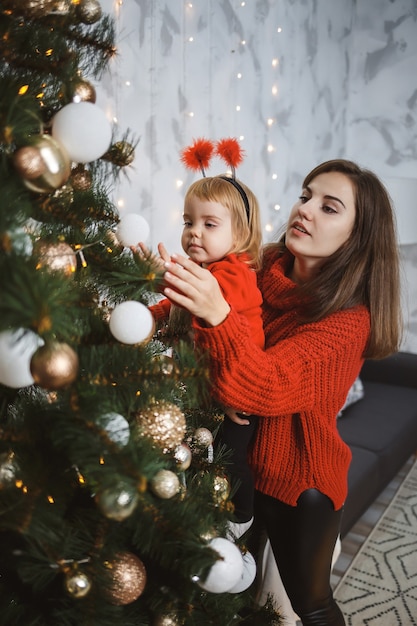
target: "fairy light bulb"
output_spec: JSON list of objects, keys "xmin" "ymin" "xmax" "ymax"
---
[{"xmin": 272, "ymin": 85, "xmax": 278, "ymax": 96}]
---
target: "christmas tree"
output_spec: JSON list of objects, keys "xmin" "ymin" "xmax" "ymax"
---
[{"xmin": 0, "ymin": 2, "xmax": 282, "ymax": 624}]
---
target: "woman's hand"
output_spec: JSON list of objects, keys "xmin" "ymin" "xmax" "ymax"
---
[{"xmin": 163, "ymin": 253, "xmax": 231, "ymax": 327}]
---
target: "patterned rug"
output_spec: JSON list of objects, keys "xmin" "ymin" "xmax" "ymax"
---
[{"xmin": 335, "ymin": 459, "xmax": 417, "ymax": 625}]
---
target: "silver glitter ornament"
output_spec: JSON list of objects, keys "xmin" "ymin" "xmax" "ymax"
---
[
  {"xmin": 96, "ymin": 482, "xmax": 139, "ymax": 521},
  {"xmin": 150, "ymin": 469, "xmax": 180, "ymax": 499}
]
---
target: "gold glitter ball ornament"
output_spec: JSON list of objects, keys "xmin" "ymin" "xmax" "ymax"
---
[
  {"xmin": 70, "ymin": 165, "xmax": 92, "ymax": 191},
  {"xmin": 64, "ymin": 570, "xmax": 92, "ymax": 599},
  {"xmin": 105, "ymin": 551, "xmax": 146, "ymax": 605},
  {"xmin": 76, "ymin": 0, "xmax": 102, "ymax": 24},
  {"xmin": 150, "ymin": 469, "xmax": 180, "ymax": 499},
  {"xmin": 71, "ymin": 79, "xmax": 96, "ymax": 104},
  {"xmin": 102, "ymin": 141, "xmax": 135, "ymax": 167},
  {"xmin": 36, "ymin": 241, "xmax": 77, "ymax": 275},
  {"xmin": 13, "ymin": 135, "xmax": 70, "ymax": 193},
  {"xmin": 30, "ymin": 341, "xmax": 79, "ymax": 390},
  {"xmin": 135, "ymin": 401, "xmax": 186, "ymax": 453},
  {"xmin": 213, "ymin": 475, "xmax": 231, "ymax": 503}
]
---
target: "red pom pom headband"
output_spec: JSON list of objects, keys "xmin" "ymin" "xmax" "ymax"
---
[{"xmin": 180, "ymin": 137, "xmax": 250, "ymax": 220}]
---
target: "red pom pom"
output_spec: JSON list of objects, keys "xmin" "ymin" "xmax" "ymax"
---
[
  {"xmin": 180, "ymin": 138, "xmax": 215, "ymax": 173},
  {"xmin": 216, "ymin": 138, "xmax": 245, "ymax": 170}
]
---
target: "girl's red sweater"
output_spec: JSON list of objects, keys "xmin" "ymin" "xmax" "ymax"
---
[{"xmin": 193, "ymin": 248, "xmax": 371, "ymax": 510}]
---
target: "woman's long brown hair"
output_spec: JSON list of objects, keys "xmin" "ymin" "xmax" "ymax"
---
[{"xmin": 270, "ymin": 159, "xmax": 403, "ymax": 359}]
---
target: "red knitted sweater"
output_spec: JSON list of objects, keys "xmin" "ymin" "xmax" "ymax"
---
[
  {"xmin": 151, "ymin": 253, "xmax": 264, "ymax": 348},
  {"xmin": 193, "ymin": 248, "xmax": 371, "ymax": 510}
]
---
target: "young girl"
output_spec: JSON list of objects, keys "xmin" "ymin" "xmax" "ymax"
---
[
  {"xmin": 158, "ymin": 159, "xmax": 402, "ymax": 625},
  {"xmin": 149, "ymin": 173, "xmax": 264, "ymax": 537}
]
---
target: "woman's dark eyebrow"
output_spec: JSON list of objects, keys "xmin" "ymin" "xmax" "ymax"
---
[
  {"xmin": 305, "ymin": 185, "xmax": 346, "ymax": 209},
  {"xmin": 324, "ymin": 195, "xmax": 346, "ymax": 209}
]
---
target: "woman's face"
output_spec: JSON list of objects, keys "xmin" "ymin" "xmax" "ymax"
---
[{"xmin": 285, "ymin": 171, "xmax": 356, "ymax": 279}]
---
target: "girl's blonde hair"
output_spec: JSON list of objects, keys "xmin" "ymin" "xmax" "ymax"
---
[{"xmin": 184, "ymin": 176, "xmax": 263, "ymax": 269}]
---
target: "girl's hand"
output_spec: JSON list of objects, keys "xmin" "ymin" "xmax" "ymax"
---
[
  {"xmin": 224, "ymin": 407, "xmax": 250, "ymax": 426},
  {"xmin": 132, "ymin": 241, "xmax": 171, "ymax": 272},
  {"xmin": 163, "ymin": 253, "xmax": 231, "ymax": 327}
]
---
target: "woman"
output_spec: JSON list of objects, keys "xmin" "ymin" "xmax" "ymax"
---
[{"xmin": 160, "ymin": 160, "xmax": 402, "ymax": 625}]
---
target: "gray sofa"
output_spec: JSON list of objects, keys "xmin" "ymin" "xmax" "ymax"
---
[{"xmin": 337, "ymin": 351, "xmax": 417, "ymax": 538}]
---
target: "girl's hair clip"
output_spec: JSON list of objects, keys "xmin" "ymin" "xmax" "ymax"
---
[
  {"xmin": 180, "ymin": 138, "xmax": 215, "ymax": 177},
  {"xmin": 180, "ymin": 137, "xmax": 250, "ymax": 219}
]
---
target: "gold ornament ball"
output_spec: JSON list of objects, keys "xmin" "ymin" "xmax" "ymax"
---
[
  {"xmin": 135, "ymin": 401, "xmax": 186, "ymax": 453},
  {"xmin": 213, "ymin": 475, "xmax": 230, "ymax": 503},
  {"xmin": 30, "ymin": 341, "xmax": 79, "ymax": 390},
  {"xmin": 173, "ymin": 442, "xmax": 192, "ymax": 471},
  {"xmin": 150, "ymin": 469, "xmax": 180, "ymax": 499},
  {"xmin": 64, "ymin": 570, "xmax": 92, "ymax": 599},
  {"xmin": 13, "ymin": 135, "xmax": 70, "ymax": 194},
  {"xmin": 1, "ymin": 0, "xmax": 56, "ymax": 18},
  {"xmin": 70, "ymin": 165, "xmax": 92, "ymax": 191},
  {"xmin": 102, "ymin": 141, "xmax": 135, "ymax": 167},
  {"xmin": 96, "ymin": 483, "xmax": 139, "ymax": 521},
  {"xmin": 77, "ymin": 0, "xmax": 102, "ymax": 24},
  {"xmin": 36, "ymin": 241, "xmax": 77, "ymax": 275},
  {"xmin": 13, "ymin": 146, "xmax": 46, "ymax": 180},
  {"xmin": 105, "ymin": 552, "xmax": 147, "ymax": 605},
  {"xmin": 193, "ymin": 427, "xmax": 213, "ymax": 449},
  {"xmin": 71, "ymin": 79, "xmax": 96, "ymax": 104}
]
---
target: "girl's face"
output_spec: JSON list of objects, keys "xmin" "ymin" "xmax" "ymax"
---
[
  {"xmin": 285, "ymin": 171, "xmax": 356, "ymax": 279},
  {"xmin": 181, "ymin": 196, "xmax": 235, "ymax": 266}
]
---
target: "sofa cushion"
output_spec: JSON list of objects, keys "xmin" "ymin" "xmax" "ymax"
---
[
  {"xmin": 341, "ymin": 445, "xmax": 379, "ymax": 537},
  {"xmin": 337, "ymin": 381, "xmax": 417, "ymax": 486}
]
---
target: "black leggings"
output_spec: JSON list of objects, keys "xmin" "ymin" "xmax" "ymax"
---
[
  {"xmin": 216, "ymin": 415, "xmax": 259, "ymax": 522},
  {"xmin": 253, "ymin": 489, "xmax": 345, "ymax": 626}
]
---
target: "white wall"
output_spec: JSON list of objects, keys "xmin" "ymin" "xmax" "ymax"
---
[{"xmin": 96, "ymin": 0, "xmax": 417, "ymax": 353}]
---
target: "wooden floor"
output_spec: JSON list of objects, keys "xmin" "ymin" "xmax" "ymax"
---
[{"xmin": 330, "ymin": 455, "xmax": 415, "ymax": 589}]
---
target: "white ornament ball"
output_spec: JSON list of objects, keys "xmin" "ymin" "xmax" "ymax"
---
[
  {"xmin": 52, "ymin": 102, "xmax": 112, "ymax": 163},
  {"xmin": 99, "ymin": 412, "xmax": 130, "ymax": 447},
  {"xmin": 0, "ymin": 329, "xmax": 43, "ymax": 388},
  {"xmin": 227, "ymin": 550, "xmax": 257, "ymax": 593},
  {"xmin": 116, "ymin": 213, "xmax": 150, "ymax": 247},
  {"xmin": 197, "ymin": 537, "xmax": 243, "ymax": 593},
  {"xmin": 109, "ymin": 301, "xmax": 155, "ymax": 345}
]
